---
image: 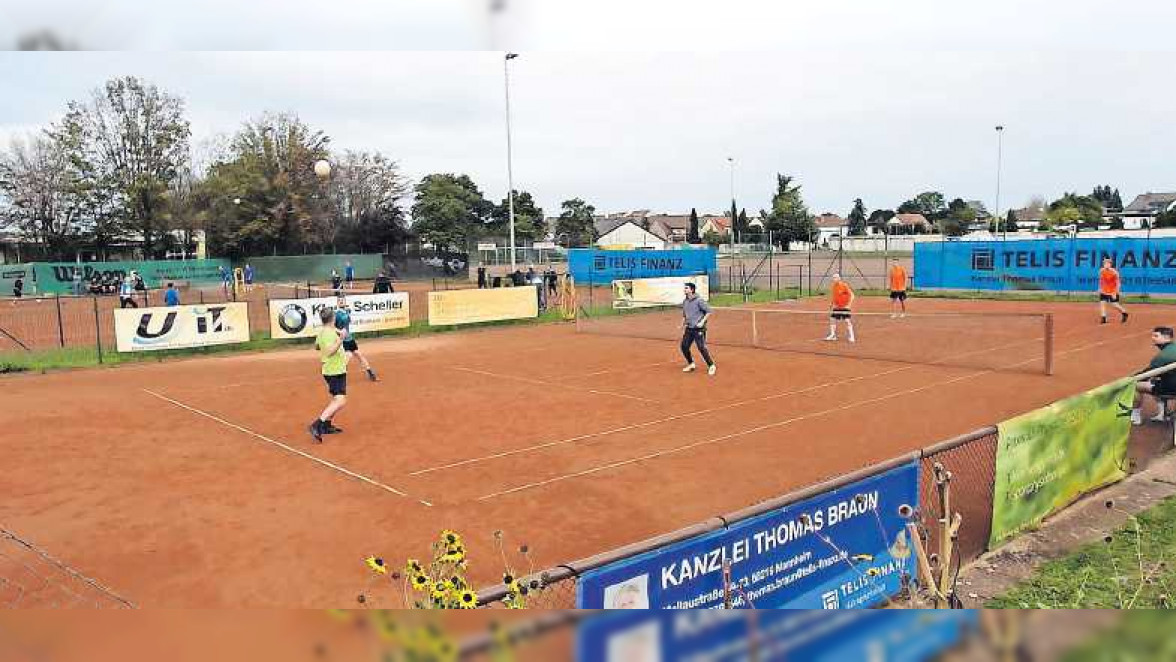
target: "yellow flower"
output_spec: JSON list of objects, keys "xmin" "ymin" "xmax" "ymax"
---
[
  {"xmin": 440, "ymin": 530, "xmax": 463, "ymax": 547},
  {"xmin": 411, "ymin": 574, "xmax": 432, "ymax": 592},
  {"xmin": 431, "ymin": 580, "xmax": 451, "ymax": 601},
  {"xmin": 441, "ymin": 547, "xmax": 465, "ymax": 564},
  {"xmin": 365, "ymin": 556, "xmax": 388, "ymax": 575},
  {"xmin": 458, "ymin": 590, "xmax": 478, "ymax": 609},
  {"xmin": 406, "ymin": 559, "xmax": 424, "ymax": 575}
]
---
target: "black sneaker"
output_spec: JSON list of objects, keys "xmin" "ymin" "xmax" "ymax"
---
[
  {"xmin": 324, "ymin": 422, "xmax": 343, "ymax": 434},
  {"xmin": 1122, "ymin": 312, "xmax": 1129, "ymax": 324},
  {"xmin": 1100, "ymin": 317, "xmax": 1107, "ymax": 325},
  {"xmin": 308, "ymin": 421, "xmax": 323, "ymax": 444},
  {"xmin": 366, "ymin": 368, "xmax": 378, "ymax": 382}
]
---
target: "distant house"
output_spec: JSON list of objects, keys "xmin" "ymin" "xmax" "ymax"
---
[
  {"xmin": 1121, "ymin": 192, "xmax": 1176, "ymax": 229},
  {"xmin": 814, "ymin": 213, "xmax": 848, "ymax": 245},
  {"xmin": 965, "ymin": 200, "xmax": 991, "ymax": 221},
  {"xmin": 700, "ymin": 216, "xmax": 732, "ymax": 238},
  {"xmin": 645, "ymin": 215, "xmax": 692, "ymax": 245},
  {"xmin": 594, "ymin": 219, "xmax": 667, "ymax": 250},
  {"xmin": 887, "ymin": 213, "xmax": 931, "ymax": 234},
  {"xmin": 1011, "ymin": 207, "xmax": 1045, "ymax": 231}
]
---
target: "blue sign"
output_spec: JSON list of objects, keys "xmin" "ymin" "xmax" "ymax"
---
[
  {"xmin": 569, "ymin": 248, "xmax": 717, "ymax": 285},
  {"xmin": 915, "ymin": 237, "xmax": 1176, "ymax": 293},
  {"xmin": 576, "ymin": 462, "xmax": 919, "ymax": 610},
  {"xmin": 576, "ymin": 609, "xmax": 979, "ymax": 662}
]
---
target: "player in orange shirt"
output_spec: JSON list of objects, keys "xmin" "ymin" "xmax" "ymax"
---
[
  {"xmin": 1098, "ymin": 258, "xmax": 1128, "ymax": 325},
  {"xmin": 888, "ymin": 261, "xmax": 909, "ymax": 319},
  {"xmin": 825, "ymin": 274, "xmax": 856, "ymax": 343}
]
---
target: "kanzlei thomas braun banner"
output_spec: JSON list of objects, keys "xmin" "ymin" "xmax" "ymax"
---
[
  {"xmin": 114, "ymin": 303, "xmax": 251, "ymax": 352},
  {"xmin": 268, "ymin": 293, "xmax": 410, "ymax": 340}
]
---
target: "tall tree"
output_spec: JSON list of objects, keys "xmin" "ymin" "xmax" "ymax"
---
[
  {"xmin": 200, "ymin": 112, "xmax": 332, "ymax": 258},
  {"xmin": 688, "ymin": 207, "xmax": 701, "ymax": 243},
  {"xmin": 490, "ymin": 190, "xmax": 544, "ymax": 243},
  {"xmin": 59, "ymin": 76, "xmax": 191, "ymax": 258},
  {"xmin": 410, "ymin": 173, "xmax": 492, "ymax": 252},
  {"xmin": 329, "ymin": 150, "xmax": 410, "ymax": 253},
  {"xmin": 847, "ymin": 198, "xmax": 867, "ymax": 236},
  {"xmin": 763, "ymin": 174, "xmax": 813, "ymax": 250},
  {"xmin": 897, "ymin": 191, "xmax": 947, "ymax": 220},
  {"xmin": 738, "ymin": 208, "xmax": 750, "ymax": 239},
  {"xmin": 0, "ymin": 133, "xmax": 90, "ymax": 259},
  {"xmin": 1046, "ymin": 192, "xmax": 1103, "ymax": 230},
  {"xmin": 729, "ymin": 200, "xmax": 741, "ymax": 241},
  {"xmin": 553, "ymin": 198, "xmax": 596, "ymax": 247},
  {"xmin": 1111, "ymin": 188, "xmax": 1123, "ymax": 211},
  {"xmin": 1004, "ymin": 209, "xmax": 1018, "ymax": 233}
]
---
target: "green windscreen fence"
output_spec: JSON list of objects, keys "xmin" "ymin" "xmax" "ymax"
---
[
  {"xmin": 237, "ymin": 254, "xmax": 384, "ymax": 284},
  {"xmin": 1, "ymin": 263, "xmax": 35, "ymax": 296},
  {"xmin": 32, "ymin": 259, "xmax": 231, "ymax": 294}
]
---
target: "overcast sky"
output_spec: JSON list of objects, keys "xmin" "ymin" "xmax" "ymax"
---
[{"xmin": 2, "ymin": 49, "xmax": 1175, "ymax": 218}]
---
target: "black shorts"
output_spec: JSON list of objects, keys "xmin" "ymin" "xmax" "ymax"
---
[
  {"xmin": 890, "ymin": 291, "xmax": 907, "ymax": 301},
  {"xmin": 1099, "ymin": 293, "xmax": 1119, "ymax": 303},
  {"xmin": 830, "ymin": 308, "xmax": 852, "ymax": 320},
  {"xmin": 324, "ymin": 373, "xmax": 348, "ymax": 396},
  {"xmin": 342, "ymin": 338, "xmax": 359, "ymax": 352}
]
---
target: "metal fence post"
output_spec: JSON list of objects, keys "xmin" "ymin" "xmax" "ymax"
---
[
  {"xmin": 1044, "ymin": 314, "xmax": 1054, "ymax": 376},
  {"xmin": 55, "ymin": 294, "xmax": 65, "ymax": 347},
  {"xmin": 92, "ymin": 296, "xmax": 103, "ymax": 364}
]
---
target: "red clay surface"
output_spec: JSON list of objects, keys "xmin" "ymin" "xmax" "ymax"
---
[{"xmin": 1, "ymin": 296, "xmax": 1171, "ymax": 607}]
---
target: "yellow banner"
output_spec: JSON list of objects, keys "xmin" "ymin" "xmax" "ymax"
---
[
  {"xmin": 613, "ymin": 276, "xmax": 709, "ymax": 308},
  {"xmin": 268, "ymin": 293, "xmax": 410, "ymax": 339},
  {"xmin": 114, "ymin": 303, "xmax": 251, "ymax": 352},
  {"xmin": 428, "ymin": 287, "xmax": 539, "ymax": 326}
]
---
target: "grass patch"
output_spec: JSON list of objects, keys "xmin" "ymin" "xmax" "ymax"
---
[
  {"xmin": 1059, "ymin": 612, "xmax": 1176, "ymax": 661},
  {"xmin": 986, "ymin": 495, "xmax": 1176, "ymax": 609}
]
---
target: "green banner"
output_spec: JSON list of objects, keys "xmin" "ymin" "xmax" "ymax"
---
[
  {"xmin": 32, "ymin": 260, "xmax": 231, "ymax": 294},
  {"xmin": 235, "ymin": 254, "xmax": 384, "ymax": 284},
  {"xmin": 990, "ymin": 379, "xmax": 1134, "ymax": 547},
  {"xmin": 1, "ymin": 263, "xmax": 35, "ymax": 296}
]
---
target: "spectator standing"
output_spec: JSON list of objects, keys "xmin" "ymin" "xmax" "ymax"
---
[
  {"xmin": 345, "ymin": 261, "xmax": 355, "ymax": 290},
  {"xmin": 164, "ymin": 283, "xmax": 180, "ymax": 307},
  {"xmin": 477, "ymin": 264, "xmax": 487, "ymax": 289}
]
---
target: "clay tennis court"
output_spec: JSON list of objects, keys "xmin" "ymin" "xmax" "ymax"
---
[{"xmin": 1, "ymin": 296, "xmax": 1168, "ymax": 607}]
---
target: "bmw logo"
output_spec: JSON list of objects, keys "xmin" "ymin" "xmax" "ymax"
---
[{"xmin": 278, "ymin": 304, "xmax": 309, "ymax": 334}]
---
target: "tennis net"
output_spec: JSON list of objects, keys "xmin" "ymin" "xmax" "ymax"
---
[{"xmin": 576, "ymin": 302, "xmax": 1054, "ymax": 375}]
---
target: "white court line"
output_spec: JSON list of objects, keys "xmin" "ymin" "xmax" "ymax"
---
[
  {"xmin": 555, "ymin": 360, "xmax": 682, "ymax": 382},
  {"xmin": 475, "ymin": 331, "xmax": 1143, "ymax": 501},
  {"xmin": 165, "ymin": 375, "xmax": 311, "ymax": 393},
  {"xmin": 450, "ymin": 366, "xmax": 659, "ymax": 404},
  {"xmin": 409, "ymin": 327, "xmax": 1062, "ymax": 477},
  {"xmin": 142, "ymin": 389, "xmax": 433, "ymax": 507}
]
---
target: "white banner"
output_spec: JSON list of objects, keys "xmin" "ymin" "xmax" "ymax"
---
[
  {"xmin": 114, "ymin": 303, "xmax": 251, "ymax": 352},
  {"xmin": 532, "ymin": 241, "xmax": 557, "ymax": 249},
  {"xmin": 477, "ymin": 243, "xmax": 497, "ymax": 251},
  {"xmin": 613, "ymin": 276, "xmax": 710, "ymax": 309},
  {"xmin": 268, "ymin": 293, "xmax": 410, "ymax": 339}
]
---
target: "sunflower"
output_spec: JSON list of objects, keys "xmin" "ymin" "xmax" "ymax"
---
[
  {"xmin": 365, "ymin": 556, "xmax": 388, "ymax": 575},
  {"xmin": 441, "ymin": 547, "xmax": 465, "ymax": 564},
  {"xmin": 431, "ymin": 580, "xmax": 451, "ymax": 601},
  {"xmin": 405, "ymin": 559, "xmax": 424, "ymax": 575},
  {"xmin": 411, "ymin": 574, "xmax": 432, "ymax": 592},
  {"xmin": 458, "ymin": 590, "xmax": 478, "ymax": 609},
  {"xmin": 440, "ymin": 530, "xmax": 463, "ymax": 547}
]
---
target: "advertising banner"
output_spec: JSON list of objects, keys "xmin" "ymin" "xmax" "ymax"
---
[
  {"xmin": 576, "ymin": 462, "xmax": 919, "ymax": 610},
  {"xmin": 570, "ymin": 248, "xmax": 717, "ymax": 285},
  {"xmin": 613, "ymin": 276, "xmax": 709, "ymax": 309},
  {"xmin": 427, "ymin": 287, "xmax": 538, "ymax": 326},
  {"xmin": 990, "ymin": 379, "xmax": 1135, "ymax": 547},
  {"xmin": 269, "ymin": 293, "xmax": 410, "ymax": 339},
  {"xmin": 114, "ymin": 303, "xmax": 250, "ymax": 352},
  {"xmin": 915, "ymin": 237, "xmax": 1176, "ymax": 293},
  {"xmin": 34, "ymin": 259, "xmax": 231, "ymax": 294}
]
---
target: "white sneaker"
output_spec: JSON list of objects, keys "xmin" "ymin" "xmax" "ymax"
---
[
  {"xmin": 707, "ymin": 364, "xmax": 717, "ymax": 376},
  {"xmin": 824, "ymin": 335, "xmax": 837, "ymax": 342},
  {"xmin": 1131, "ymin": 409, "xmax": 1143, "ymax": 426},
  {"xmin": 1151, "ymin": 413, "xmax": 1167, "ymax": 423},
  {"xmin": 890, "ymin": 313, "xmax": 898, "ymax": 319},
  {"xmin": 683, "ymin": 363, "xmax": 697, "ymax": 373},
  {"xmin": 848, "ymin": 336, "xmax": 857, "ymax": 343},
  {"xmin": 900, "ymin": 313, "xmax": 907, "ymax": 318}
]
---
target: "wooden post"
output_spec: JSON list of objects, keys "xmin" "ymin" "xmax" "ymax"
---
[
  {"xmin": 55, "ymin": 294, "xmax": 65, "ymax": 347},
  {"xmin": 92, "ymin": 296, "xmax": 103, "ymax": 364},
  {"xmin": 1044, "ymin": 313, "xmax": 1055, "ymax": 376}
]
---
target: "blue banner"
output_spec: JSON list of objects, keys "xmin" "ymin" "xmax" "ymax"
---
[
  {"xmin": 576, "ymin": 462, "xmax": 919, "ymax": 610},
  {"xmin": 915, "ymin": 237, "xmax": 1176, "ymax": 293},
  {"xmin": 569, "ymin": 248, "xmax": 717, "ymax": 285},
  {"xmin": 576, "ymin": 609, "xmax": 979, "ymax": 662}
]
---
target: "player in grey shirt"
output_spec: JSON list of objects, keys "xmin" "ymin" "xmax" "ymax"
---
[{"xmin": 681, "ymin": 282, "xmax": 716, "ymax": 376}]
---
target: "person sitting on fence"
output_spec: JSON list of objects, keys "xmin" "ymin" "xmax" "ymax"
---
[
  {"xmin": 372, "ymin": 271, "xmax": 393, "ymax": 294},
  {"xmin": 118, "ymin": 275, "xmax": 138, "ymax": 309},
  {"xmin": 1132, "ymin": 326, "xmax": 1176, "ymax": 425},
  {"xmin": 12, "ymin": 276, "xmax": 23, "ymax": 299},
  {"xmin": 164, "ymin": 282, "xmax": 180, "ymax": 307}
]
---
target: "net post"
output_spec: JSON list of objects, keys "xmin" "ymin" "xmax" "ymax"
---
[
  {"xmin": 1044, "ymin": 313, "xmax": 1054, "ymax": 376},
  {"xmin": 751, "ymin": 310, "xmax": 759, "ymax": 348}
]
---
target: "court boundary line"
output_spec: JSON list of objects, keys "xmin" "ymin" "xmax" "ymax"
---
[
  {"xmin": 143, "ymin": 389, "xmax": 434, "ymax": 507},
  {"xmin": 409, "ymin": 324, "xmax": 1069, "ymax": 477},
  {"xmin": 449, "ymin": 366, "xmax": 659, "ymax": 404},
  {"xmin": 475, "ymin": 330, "xmax": 1144, "ymax": 501}
]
